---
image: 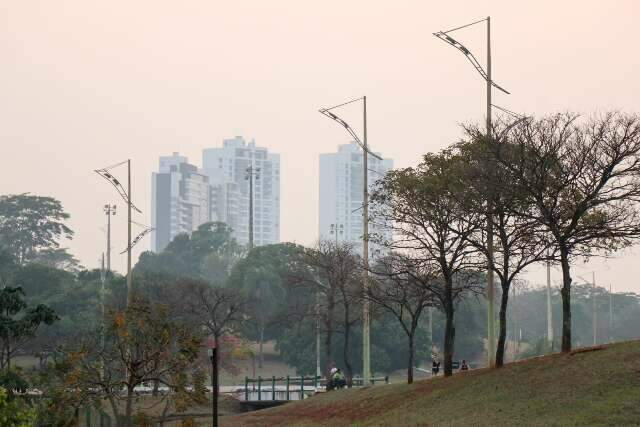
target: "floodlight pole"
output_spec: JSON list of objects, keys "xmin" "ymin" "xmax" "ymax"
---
[
  {"xmin": 127, "ymin": 159, "xmax": 132, "ymax": 306},
  {"xmin": 104, "ymin": 204, "xmax": 116, "ymax": 272}
]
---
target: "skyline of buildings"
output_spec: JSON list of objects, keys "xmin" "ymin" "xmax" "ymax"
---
[
  {"xmin": 151, "ymin": 139, "xmax": 393, "ymax": 254},
  {"xmin": 203, "ymin": 136, "xmax": 281, "ymax": 248},
  {"xmin": 319, "ymin": 142, "xmax": 393, "ymax": 256},
  {"xmin": 151, "ymin": 137, "xmax": 281, "ymax": 252}
]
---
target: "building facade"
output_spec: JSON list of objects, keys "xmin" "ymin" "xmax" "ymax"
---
[
  {"xmin": 203, "ymin": 136, "xmax": 280, "ymax": 247},
  {"xmin": 151, "ymin": 152, "xmax": 210, "ymax": 252},
  {"xmin": 319, "ymin": 142, "xmax": 393, "ymax": 255}
]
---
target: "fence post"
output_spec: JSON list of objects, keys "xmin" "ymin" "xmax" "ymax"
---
[
  {"xmin": 286, "ymin": 375, "xmax": 290, "ymax": 401},
  {"xmin": 245, "ymin": 376, "xmax": 249, "ymax": 401},
  {"xmin": 258, "ymin": 376, "xmax": 262, "ymax": 401},
  {"xmin": 299, "ymin": 376, "xmax": 304, "ymax": 400},
  {"xmin": 272, "ymin": 376, "xmax": 276, "ymax": 400}
]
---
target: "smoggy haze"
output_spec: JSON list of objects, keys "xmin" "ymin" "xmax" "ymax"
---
[{"xmin": 2, "ymin": 1, "xmax": 639, "ymax": 291}]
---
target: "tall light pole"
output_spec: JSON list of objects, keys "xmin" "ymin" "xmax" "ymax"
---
[
  {"xmin": 434, "ymin": 17, "xmax": 510, "ymax": 368},
  {"xmin": 104, "ymin": 204, "xmax": 116, "ymax": 272},
  {"xmin": 329, "ymin": 223, "xmax": 344, "ymax": 245},
  {"xmin": 320, "ymin": 96, "xmax": 382, "ymax": 384},
  {"xmin": 245, "ymin": 165, "xmax": 260, "ymax": 251},
  {"xmin": 207, "ymin": 346, "xmax": 219, "ymax": 427},
  {"xmin": 126, "ymin": 160, "xmax": 132, "ymax": 306},
  {"xmin": 95, "ymin": 159, "xmax": 142, "ymax": 307}
]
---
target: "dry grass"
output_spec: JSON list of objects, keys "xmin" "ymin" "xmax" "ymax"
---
[{"xmin": 220, "ymin": 340, "xmax": 640, "ymax": 427}]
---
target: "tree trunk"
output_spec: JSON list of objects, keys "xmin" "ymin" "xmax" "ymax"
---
[
  {"xmin": 342, "ymin": 303, "xmax": 353, "ymax": 387},
  {"xmin": 407, "ymin": 333, "xmax": 415, "ymax": 384},
  {"xmin": 443, "ymin": 279, "xmax": 455, "ymax": 377},
  {"xmin": 124, "ymin": 386, "xmax": 134, "ymax": 427},
  {"xmin": 324, "ymin": 293, "xmax": 335, "ymax": 379},
  {"xmin": 559, "ymin": 249, "xmax": 572, "ymax": 352},
  {"xmin": 495, "ymin": 284, "xmax": 510, "ymax": 367}
]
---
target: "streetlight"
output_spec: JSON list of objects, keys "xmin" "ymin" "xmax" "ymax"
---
[
  {"xmin": 207, "ymin": 346, "xmax": 219, "ymax": 427},
  {"xmin": 245, "ymin": 165, "xmax": 260, "ymax": 251},
  {"xmin": 319, "ymin": 96, "xmax": 382, "ymax": 384},
  {"xmin": 329, "ymin": 223, "xmax": 344, "ymax": 245},
  {"xmin": 434, "ymin": 17, "xmax": 510, "ymax": 368},
  {"xmin": 103, "ymin": 204, "xmax": 116, "ymax": 272},
  {"xmin": 95, "ymin": 160, "xmax": 141, "ymax": 307}
]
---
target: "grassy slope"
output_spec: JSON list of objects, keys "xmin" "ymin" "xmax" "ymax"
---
[{"xmin": 222, "ymin": 340, "xmax": 640, "ymax": 427}]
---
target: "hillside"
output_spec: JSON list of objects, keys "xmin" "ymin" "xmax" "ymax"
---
[{"xmin": 221, "ymin": 340, "xmax": 640, "ymax": 426}]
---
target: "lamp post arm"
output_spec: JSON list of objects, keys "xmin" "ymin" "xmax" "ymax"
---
[{"xmin": 432, "ymin": 32, "xmax": 510, "ymax": 95}]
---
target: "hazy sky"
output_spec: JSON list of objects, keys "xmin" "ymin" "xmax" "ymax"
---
[{"xmin": 2, "ymin": 1, "xmax": 639, "ymax": 292}]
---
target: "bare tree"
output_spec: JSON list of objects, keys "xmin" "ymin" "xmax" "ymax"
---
[
  {"xmin": 368, "ymin": 254, "xmax": 436, "ymax": 383},
  {"xmin": 492, "ymin": 112, "xmax": 640, "ymax": 352},
  {"xmin": 290, "ymin": 240, "xmax": 360, "ymax": 380},
  {"xmin": 370, "ymin": 151, "xmax": 483, "ymax": 376},
  {"xmin": 179, "ymin": 279, "xmax": 247, "ymax": 416}
]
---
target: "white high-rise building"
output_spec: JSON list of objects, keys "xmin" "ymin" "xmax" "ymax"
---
[
  {"xmin": 203, "ymin": 136, "xmax": 280, "ymax": 247},
  {"xmin": 319, "ymin": 142, "xmax": 393, "ymax": 255},
  {"xmin": 151, "ymin": 152, "xmax": 210, "ymax": 252}
]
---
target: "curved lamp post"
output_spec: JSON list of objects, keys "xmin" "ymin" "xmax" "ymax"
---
[{"xmin": 319, "ymin": 97, "xmax": 382, "ymax": 384}]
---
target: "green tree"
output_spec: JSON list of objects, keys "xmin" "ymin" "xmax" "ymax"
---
[
  {"xmin": 50, "ymin": 301, "xmax": 205, "ymax": 427},
  {"xmin": 0, "ymin": 286, "xmax": 58, "ymax": 370},
  {"xmin": 370, "ymin": 151, "xmax": 484, "ymax": 376},
  {"xmin": 0, "ymin": 194, "xmax": 73, "ymax": 265},
  {"xmin": 0, "ymin": 387, "xmax": 36, "ymax": 427},
  {"xmin": 227, "ymin": 243, "xmax": 306, "ymax": 367}
]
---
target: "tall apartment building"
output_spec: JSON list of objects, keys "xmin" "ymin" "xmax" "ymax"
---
[
  {"xmin": 319, "ymin": 142, "xmax": 393, "ymax": 255},
  {"xmin": 151, "ymin": 153, "xmax": 210, "ymax": 252},
  {"xmin": 203, "ymin": 136, "xmax": 280, "ymax": 247}
]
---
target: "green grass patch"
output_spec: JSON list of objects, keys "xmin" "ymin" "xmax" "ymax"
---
[{"xmin": 221, "ymin": 340, "xmax": 640, "ymax": 426}]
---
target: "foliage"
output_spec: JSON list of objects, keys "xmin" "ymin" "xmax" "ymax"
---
[
  {"xmin": 370, "ymin": 150, "xmax": 484, "ymax": 375},
  {"xmin": 135, "ymin": 222, "xmax": 241, "ymax": 282},
  {"xmin": 0, "ymin": 387, "xmax": 36, "ymax": 427},
  {"xmin": 0, "ymin": 194, "xmax": 73, "ymax": 265},
  {"xmin": 0, "ymin": 286, "xmax": 58, "ymax": 370},
  {"xmin": 30, "ymin": 247, "xmax": 83, "ymax": 272},
  {"xmin": 45, "ymin": 300, "xmax": 205, "ymax": 426}
]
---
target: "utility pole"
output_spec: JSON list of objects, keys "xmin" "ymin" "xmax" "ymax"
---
[
  {"xmin": 126, "ymin": 159, "xmax": 132, "ymax": 307},
  {"xmin": 362, "ymin": 95, "xmax": 371, "ymax": 384},
  {"xmin": 104, "ymin": 204, "xmax": 116, "ymax": 272},
  {"xmin": 592, "ymin": 271, "xmax": 597, "ymax": 345},
  {"xmin": 246, "ymin": 165, "xmax": 259, "ymax": 251},
  {"xmin": 319, "ymin": 95, "xmax": 381, "ymax": 385},
  {"xmin": 434, "ymin": 15, "xmax": 512, "ymax": 368},
  {"xmin": 485, "ymin": 16, "xmax": 497, "ymax": 368},
  {"xmin": 546, "ymin": 249, "xmax": 553, "ymax": 349}
]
